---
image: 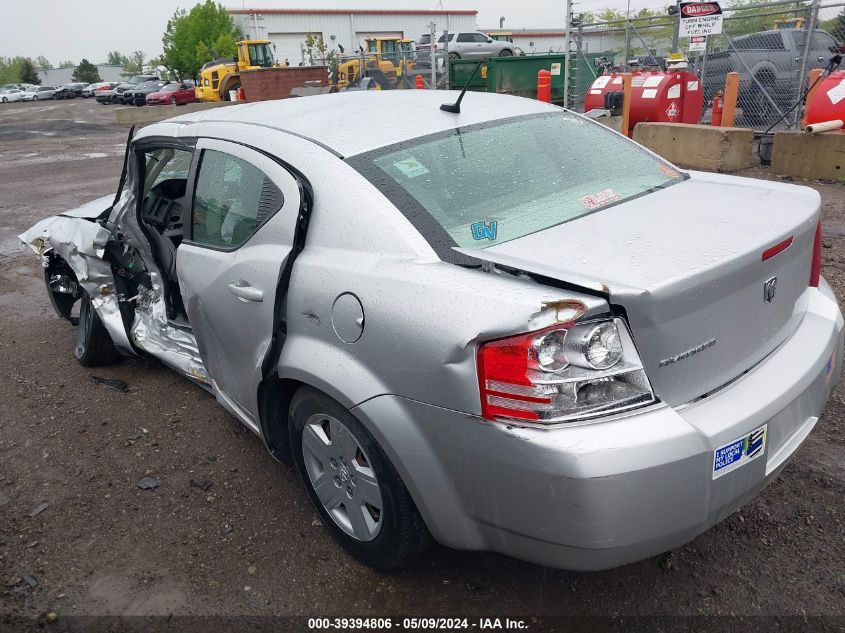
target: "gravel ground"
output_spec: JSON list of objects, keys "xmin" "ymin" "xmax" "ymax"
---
[{"xmin": 0, "ymin": 99, "xmax": 843, "ymax": 629}]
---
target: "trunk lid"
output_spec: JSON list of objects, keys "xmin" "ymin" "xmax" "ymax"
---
[{"xmin": 472, "ymin": 172, "xmax": 820, "ymax": 406}]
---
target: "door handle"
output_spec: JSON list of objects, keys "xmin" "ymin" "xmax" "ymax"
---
[{"xmin": 227, "ymin": 281, "xmax": 264, "ymax": 302}]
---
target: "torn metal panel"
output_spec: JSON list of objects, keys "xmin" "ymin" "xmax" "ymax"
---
[
  {"xmin": 18, "ymin": 215, "xmax": 135, "ymax": 356},
  {"xmin": 130, "ymin": 277, "xmax": 210, "ymax": 387}
]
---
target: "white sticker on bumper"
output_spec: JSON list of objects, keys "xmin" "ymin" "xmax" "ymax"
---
[{"xmin": 713, "ymin": 424, "xmax": 767, "ymax": 479}]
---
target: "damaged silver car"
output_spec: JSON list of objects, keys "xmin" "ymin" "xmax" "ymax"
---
[{"xmin": 21, "ymin": 91, "xmax": 843, "ymax": 571}]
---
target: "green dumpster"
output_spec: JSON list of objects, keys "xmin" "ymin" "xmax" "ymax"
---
[
  {"xmin": 486, "ymin": 54, "xmax": 568, "ymax": 105},
  {"xmin": 448, "ymin": 59, "xmax": 489, "ymax": 91}
]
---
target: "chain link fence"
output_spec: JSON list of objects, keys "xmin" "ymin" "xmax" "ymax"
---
[{"xmin": 571, "ymin": 0, "xmax": 845, "ymax": 130}]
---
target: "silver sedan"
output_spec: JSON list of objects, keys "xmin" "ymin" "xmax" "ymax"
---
[{"xmin": 20, "ymin": 91, "xmax": 843, "ymax": 570}]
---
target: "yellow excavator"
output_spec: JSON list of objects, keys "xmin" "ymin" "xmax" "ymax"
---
[
  {"xmin": 335, "ymin": 37, "xmax": 417, "ymax": 90},
  {"xmin": 196, "ymin": 39, "xmax": 278, "ymax": 102}
]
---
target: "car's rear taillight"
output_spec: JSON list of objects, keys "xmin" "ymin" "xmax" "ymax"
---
[
  {"xmin": 477, "ymin": 318, "xmax": 656, "ymax": 424},
  {"xmin": 810, "ymin": 221, "xmax": 822, "ymax": 287}
]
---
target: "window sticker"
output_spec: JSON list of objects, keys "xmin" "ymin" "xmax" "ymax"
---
[
  {"xmin": 641, "ymin": 88, "xmax": 658, "ymax": 99},
  {"xmin": 579, "ymin": 189, "xmax": 621, "ymax": 210},
  {"xmin": 659, "ymin": 165, "xmax": 681, "ymax": 178},
  {"xmin": 393, "ymin": 157, "xmax": 430, "ymax": 178},
  {"xmin": 592, "ymin": 75, "xmax": 611, "ymax": 89},
  {"xmin": 471, "ymin": 221, "xmax": 498, "ymax": 241}
]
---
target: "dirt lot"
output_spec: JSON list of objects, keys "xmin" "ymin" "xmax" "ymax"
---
[{"xmin": 0, "ymin": 99, "xmax": 844, "ymax": 630}]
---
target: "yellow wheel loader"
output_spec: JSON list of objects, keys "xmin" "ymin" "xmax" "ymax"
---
[
  {"xmin": 335, "ymin": 37, "xmax": 417, "ymax": 90},
  {"xmin": 195, "ymin": 40, "xmax": 277, "ymax": 102}
]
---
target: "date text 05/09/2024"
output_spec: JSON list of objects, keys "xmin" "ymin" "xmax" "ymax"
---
[{"xmin": 307, "ymin": 617, "xmax": 531, "ymax": 630}]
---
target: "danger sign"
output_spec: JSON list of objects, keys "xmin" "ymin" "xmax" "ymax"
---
[
  {"xmin": 679, "ymin": 1, "xmax": 723, "ymax": 37},
  {"xmin": 688, "ymin": 35, "xmax": 707, "ymax": 52}
]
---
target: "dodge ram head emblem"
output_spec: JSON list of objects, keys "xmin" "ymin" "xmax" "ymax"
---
[{"xmin": 764, "ymin": 276, "xmax": 778, "ymax": 303}]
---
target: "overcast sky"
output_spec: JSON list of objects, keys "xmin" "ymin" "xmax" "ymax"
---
[{"xmin": 1, "ymin": 0, "xmax": 670, "ymax": 64}]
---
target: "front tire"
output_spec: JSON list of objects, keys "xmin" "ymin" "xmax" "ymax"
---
[
  {"xmin": 170, "ymin": 97, "xmax": 177, "ymax": 105},
  {"xmin": 75, "ymin": 293, "xmax": 122, "ymax": 367},
  {"xmin": 289, "ymin": 387, "xmax": 430, "ymax": 569}
]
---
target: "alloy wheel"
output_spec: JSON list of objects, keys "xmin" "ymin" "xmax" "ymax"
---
[{"xmin": 301, "ymin": 413, "xmax": 383, "ymax": 541}]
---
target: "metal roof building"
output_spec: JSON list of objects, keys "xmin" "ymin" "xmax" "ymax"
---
[
  {"xmin": 229, "ymin": 8, "xmax": 478, "ymax": 65},
  {"xmin": 38, "ymin": 64, "xmax": 125, "ymax": 87}
]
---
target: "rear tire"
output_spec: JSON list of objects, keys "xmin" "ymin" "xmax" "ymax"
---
[
  {"xmin": 499, "ymin": 49, "xmax": 513, "ymax": 57},
  {"xmin": 289, "ymin": 387, "xmax": 431, "ymax": 570},
  {"xmin": 33, "ymin": 96, "xmax": 38, "ymax": 101},
  {"xmin": 75, "ymin": 293, "xmax": 122, "ymax": 367},
  {"xmin": 448, "ymin": 52, "xmax": 460, "ymax": 61}
]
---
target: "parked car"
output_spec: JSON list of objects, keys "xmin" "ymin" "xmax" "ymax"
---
[
  {"xmin": 97, "ymin": 75, "xmax": 159, "ymax": 105},
  {"xmin": 19, "ymin": 91, "xmax": 843, "ymax": 572},
  {"xmin": 21, "ymin": 87, "xmax": 38, "ymax": 101},
  {"xmin": 95, "ymin": 89, "xmax": 118, "ymax": 105},
  {"xmin": 123, "ymin": 80, "xmax": 171, "ymax": 106},
  {"xmin": 0, "ymin": 88, "xmax": 25, "ymax": 103},
  {"xmin": 82, "ymin": 81, "xmax": 117, "ymax": 98},
  {"xmin": 703, "ymin": 28, "xmax": 839, "ymax": 123},
  {"xmin": 145, "ymin": 81, "xmax": 196, "ymax": 105},
  {"xmin": 437, "ymin": 31, "xmax": 516, "ymax": 59},
  {"xmin": 31, "ymin": 85, "xmax": 58, "ymax": 101},
  {"xmin": 53, "ymin": 83, "xmax": 86, "ymax": 99}
]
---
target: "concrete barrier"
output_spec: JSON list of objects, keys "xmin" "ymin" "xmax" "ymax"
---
[
  {"xmin": 114, "ymin": 101, "xmax": 237, "ymax": 127},
  {"xmin": 772, "ymin": 131, "xmax": 845, "ymax": 182},
  {"xmin": 632, "ymin": 122, "xmax": 754, "ymax": 172},
  {"xmin": 592, "ymin": 116, "xmax": 622, "ymax": 133}
]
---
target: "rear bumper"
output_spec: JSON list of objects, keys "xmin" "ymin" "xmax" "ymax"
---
[{"xmin": 352, "ymin": 281, "xmax": 843, "ymax": 570}]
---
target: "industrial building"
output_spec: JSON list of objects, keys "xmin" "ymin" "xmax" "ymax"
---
[
  {"xmin": 228, "ymin": 8, "xmax": 478, "ymax": 65},
  {"xmin": 38, "ymin": 64, "xmax": 124, "ymax": 86}
]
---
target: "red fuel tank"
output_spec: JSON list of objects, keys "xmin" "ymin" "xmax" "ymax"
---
[
  {"xmin": 804, "ymin": 70, "xmax": 845, "ymax": 127},
  {"xmin": 584, "ymin": 69, "xmax": 704, "ymax": 127}
]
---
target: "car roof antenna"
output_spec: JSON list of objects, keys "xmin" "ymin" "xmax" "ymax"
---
[{"xmin": 440, "ymin": 59, "xmax": 484, "ymax": 113}]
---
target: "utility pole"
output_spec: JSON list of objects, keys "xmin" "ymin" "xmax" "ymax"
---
[{"xmin": 563, "ymin": 0, "xmax": 573, "ymax": 107}]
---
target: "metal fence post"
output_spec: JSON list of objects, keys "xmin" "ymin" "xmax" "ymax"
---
[
  {"xmin": 671, "ymin": 0, "xmax": 680, "ymax": 53},
  {"xmin": 794, "ymin": 0, "xmax": 822, "ymax": 127},
  {"xmin": 624, "ymin": 0, "xmax": 631, "ymax": 65},
  {"xmin": 429, "ymin": 21, "xmax": 436, "ymax": 90},
  {"xmin": 563, "ymin": 0, "xmax": 573, "ymax": 107},
  {"xmin": 443, "ymin": 29, "xmax": 450, "ymax": 89}
]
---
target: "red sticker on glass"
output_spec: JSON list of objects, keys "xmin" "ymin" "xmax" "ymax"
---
[
  {"xmin": 580, "ymin": 188, "xmax": 621, "ymax": 210},
  {"xmin": 659, "ymin": 165, "xmax": 680, "ymax": 178}
]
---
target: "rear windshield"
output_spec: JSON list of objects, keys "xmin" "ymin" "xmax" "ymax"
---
[{"xmin": 349, "ymin": 112, "xmax": 685, "ymax": 253}]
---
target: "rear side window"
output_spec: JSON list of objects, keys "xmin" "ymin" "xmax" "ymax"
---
[
  {"xmin": 457, "ymin": 33, "xmax": 474, "ymax": 42},
  {"xmin": 191, "ymin": 150, "xmax": 284, "ymax": 249}
]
